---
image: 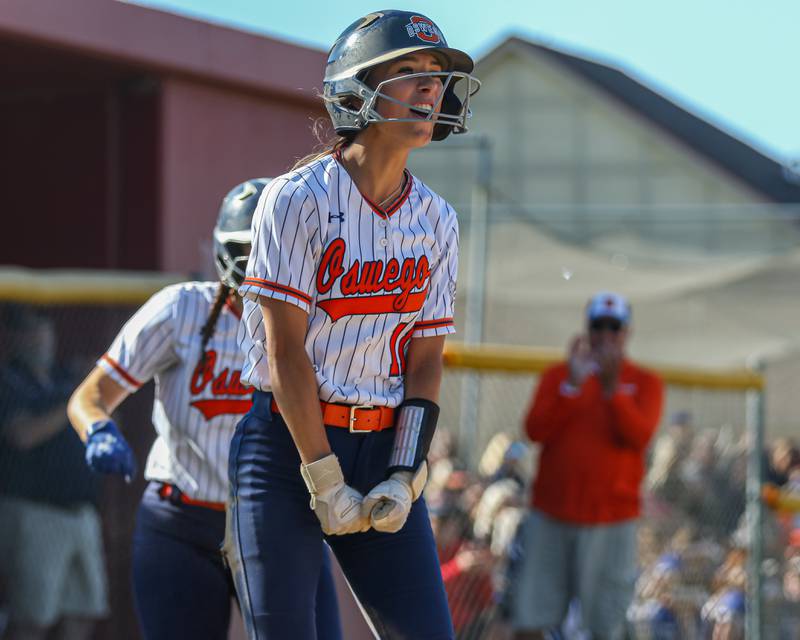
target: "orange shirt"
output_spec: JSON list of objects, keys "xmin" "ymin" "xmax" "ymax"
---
[{"xmin": 524, "ymin": 360, "xmax": 664, "ymax": 525}]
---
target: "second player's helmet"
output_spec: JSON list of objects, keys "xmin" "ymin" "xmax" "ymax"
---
[
  {"xmin": 323, "ymin": 10, "xmax": 480, "ymax": 141},
  {"xmin": 213, "ymin": 178, "xmax": 271, "ymax": 289}
]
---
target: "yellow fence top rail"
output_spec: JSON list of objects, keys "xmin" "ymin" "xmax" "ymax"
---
[
  {"xmin": 0, "ymin": 267, "xmax": 186, "ymax": 305},
  {"xmin": 0, "ymin": 268, "xmax": 766, "ymax": 392},
  {"xmin": 443, "ymin": 342, "xmax": 765, "ymax": 391}
]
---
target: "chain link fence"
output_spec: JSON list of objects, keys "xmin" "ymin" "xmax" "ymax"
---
[
  {"xmin": 417, "ymin": 195, "xmax": 800, "ymax": 638},
  {"xmin": 0, "ymin": 275, "xmax": 177, "ymax": 640},
  {"xmin": 432, "ymin": 363, "xmax": 800, "ymax": 640},
  {"xmin": 3, "ymin": 201, "xmax": 800, "ymax": 640}
]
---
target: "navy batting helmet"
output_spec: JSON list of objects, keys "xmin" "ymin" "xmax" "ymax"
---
[
  {"xmin": 323, "ymin": 10, "xmax": 480, "ymax": 141},
  {"xmin": 213, "ymin": 178, "xmax": 270, "ymax": 289}
]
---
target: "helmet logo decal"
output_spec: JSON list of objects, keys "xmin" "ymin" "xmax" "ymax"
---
[{"xmin": 405, "ymin": 16, "xmax": 441, "ymax": 44}]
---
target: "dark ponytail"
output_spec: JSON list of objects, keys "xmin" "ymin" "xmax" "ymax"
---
[{"xmin": 197, "ymin": 282, "xmax": 234, "ymax": 368}]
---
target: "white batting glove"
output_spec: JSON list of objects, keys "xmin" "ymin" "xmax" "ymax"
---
[
  {"xmin": 362, "ymin": 461, "xmax": 428, "ymax": 533},
  {"xmin": 299, "ymin": 454, "xmax": 370, "ymax": 535}
]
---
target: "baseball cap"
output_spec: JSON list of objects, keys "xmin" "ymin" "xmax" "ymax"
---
[{"xmin": 586, "ymin": 291, "xmax": 631, "ymax": 325}]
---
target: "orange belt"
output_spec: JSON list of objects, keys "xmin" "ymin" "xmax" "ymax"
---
[
  {"xmin": 158, "ymin": 484, "xmax": 226, "ymax": 512},
  {"xmin": 270, "ymin": 398, "xmax": 394, "ymax": 433}
]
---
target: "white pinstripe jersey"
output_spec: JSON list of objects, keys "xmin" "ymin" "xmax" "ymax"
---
[
  {"xmin": 238, "ymin": 152, "xmax": 459, "ymax": 407},
  {"xmin": 99, "ymin": 282, "xmax": 250, "ymax": 503}
]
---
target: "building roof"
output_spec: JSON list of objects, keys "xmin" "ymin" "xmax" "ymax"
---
[
  {"xmin": 0, "ymin": 0, "xmax": 326, "ymax": 104},
  {"xmin": 482, "ymin": 37, "xmax": 800, "ymax": 203}
]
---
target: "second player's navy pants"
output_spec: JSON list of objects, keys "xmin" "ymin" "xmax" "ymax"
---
[
  {"xmin": 133, "ymin": 480, "xmax": 342, "ymax": 640},
  {"xmin": 225, "ymin": 390, "xmax": 454, "ymax": 640}
]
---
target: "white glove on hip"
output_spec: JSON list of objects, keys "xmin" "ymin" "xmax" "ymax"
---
[
  {"xmin": 362, "ymin": 461, "xmax": 428, "ymax": 533},
  {"xmin": 300, "ymin": 454, "xmax": 369, "ymax": 535}
]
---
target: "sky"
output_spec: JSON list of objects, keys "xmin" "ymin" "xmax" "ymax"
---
[{"xmin": 130, "ymin": 0, "xmax": 800, "ymax": 166}]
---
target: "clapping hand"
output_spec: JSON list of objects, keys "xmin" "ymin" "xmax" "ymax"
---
[
  {"xmin": 593, "ymin": 342, "xmax": 622, "ymax": 395},
  {"xmin": 567, "ymin": 335, "xmax": 596, "ymax": 388}
]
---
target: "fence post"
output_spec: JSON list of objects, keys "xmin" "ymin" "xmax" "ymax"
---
[
  {"xmin": 459, "ymin": 137, "xmax": 491, "ymax": 464},
  {"xmin": 745, "ymin": 365, "xmax": 765, "ymax": 640}
]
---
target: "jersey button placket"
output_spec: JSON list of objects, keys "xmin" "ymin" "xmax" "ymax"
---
[{"xmin": 379, "ymin": 218, "xmax": 392, "ymax": 256}]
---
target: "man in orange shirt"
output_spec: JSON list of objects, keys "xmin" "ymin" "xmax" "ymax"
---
[{"xmin": 511, "ymin": 292, "xmax": 664, "ymax": 640}]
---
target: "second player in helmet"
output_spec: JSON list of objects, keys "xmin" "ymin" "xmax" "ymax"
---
[
  {"xmin": 67, "ymin": 180, "xmax": 343, "ymax": 640},
  {"xmin": 226, "ymin": 9, "xmax": 480, "ymax": 640}
]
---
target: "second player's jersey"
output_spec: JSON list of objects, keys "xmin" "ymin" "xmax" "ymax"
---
[
  {"xmin": 98, "ymin": 282, "xmax": 250, "ymax": 503},
  {"xmin": 239, "ymin": 152, "xmax": 459, "ymax": 407}
]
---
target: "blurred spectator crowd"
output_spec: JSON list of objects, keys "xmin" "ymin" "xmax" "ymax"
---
[
  {"xmin": 3, "ymin": 305, "xmax": 800, "ymax": 640},
  {"xmin": 425, "ymin": 413, "xmax": 800, "ymax": 640}
]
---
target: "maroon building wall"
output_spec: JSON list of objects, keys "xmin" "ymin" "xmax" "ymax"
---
[
  {"xmin": 0, "ymin": 0, "xmax": 327, "ymax": 273},
  {"xmin": 114, "ymin": 81, "xmax": 162, "ymax": 271},
  {"xmin": 0, "ymin": 38, "xmax": 162, "ymax": 270},
  {"xmin": 2, "ymin": 91, "xmax": 108, "ymax": 268},
  {"xmin": 1, "ymin": 82, "xmax": 162, "ymax": 270},
  {"xmin": 159, "ymin": 78, "xmax": 325, "ymax": 275}
]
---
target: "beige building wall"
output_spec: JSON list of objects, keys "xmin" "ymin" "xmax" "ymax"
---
[
  {"xmin": 410, "ymin": 43, "xmax": 766, "ymax": 209},
  {"xmin": 406, "ymin": 40, "xmax": 800, "ymax": 437}
]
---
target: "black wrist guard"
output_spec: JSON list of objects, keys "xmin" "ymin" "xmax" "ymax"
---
[{"xmin": 387, "ymin": 398, "xmax": 439, "ymax": 475}]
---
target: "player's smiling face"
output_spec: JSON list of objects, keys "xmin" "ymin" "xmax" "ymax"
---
[{"xmin": 367, "ymin": 52, "xmax": 445, "ymax": 147}]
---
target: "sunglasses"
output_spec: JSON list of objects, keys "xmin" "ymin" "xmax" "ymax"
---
[{"xmin": 589, "ymin": 318, "xmax": 623, "ymax": 333}]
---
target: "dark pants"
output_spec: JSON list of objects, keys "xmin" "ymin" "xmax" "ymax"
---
[
  {"xmin": 226, "ymin": 391, "xmax": 453, "ymax": 640},
  {"xmin": 133, "ymin": 481, "xmax": 342, "ymax": 640}
]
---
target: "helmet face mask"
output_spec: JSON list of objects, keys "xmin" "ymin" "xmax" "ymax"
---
[
  {"xmin": 213, "ymin": 178, "xmax": 270, "ymax": 289},
  {"xmin": 213, "ymin": 230, "xmax": 250, "ymax": 289},
  {"xmin": 323, "ymin": 69, "xmax": 480, "ymax": 141},
  {"xmin": 323, "ymin": 10, "xmax": 480, "ymax": 142}
]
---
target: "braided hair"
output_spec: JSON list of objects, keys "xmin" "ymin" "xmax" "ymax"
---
[
  {"xmin": 197, "ymin": 282, "xmax": 235, "ymax": 369},
  {"xmin": 202, "ymin": 176, "xmax": 267, "ymax": 369}
]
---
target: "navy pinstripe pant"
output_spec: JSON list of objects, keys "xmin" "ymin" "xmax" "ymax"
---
[{"xmin": 225, "ymin": 391, "xmax": 453, "ymax": 640}]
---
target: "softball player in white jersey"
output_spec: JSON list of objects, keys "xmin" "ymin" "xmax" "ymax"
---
[
  {"xmin": 224, "ymin": 10, "xmax": 480, "ymax": 639},
  {"xmin": 67, "ymin": 180, "xmax": 342, "ymax": 640}
]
